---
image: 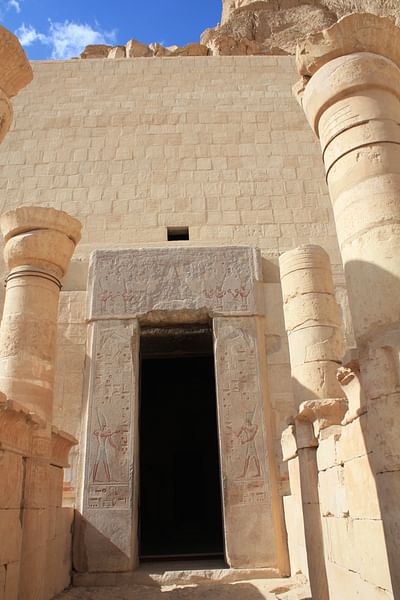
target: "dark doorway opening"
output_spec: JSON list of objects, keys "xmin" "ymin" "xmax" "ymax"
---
[{"xmin": 139, "ymin": 326, "xmax": 225, "ymax": 561}]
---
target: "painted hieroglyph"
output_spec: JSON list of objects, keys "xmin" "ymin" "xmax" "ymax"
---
[{"xmin": 88, "ymin": 247, "xmax": 263, "ymax": 319}]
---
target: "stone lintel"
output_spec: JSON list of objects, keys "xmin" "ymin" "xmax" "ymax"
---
[
  {"xmin": 296, "ymin": 13, "xmax": 400, "ymax": 78},
  {"xmin": 51, "ymin": 426, "xmax": 78, "ymax": 468},
  {"xmin": 88, "ymin": 246, "xmax": 264, "ymax": 320},
  {"xmin": 0, "ymin": 25, "xmax": 33, "ymax": 98}
]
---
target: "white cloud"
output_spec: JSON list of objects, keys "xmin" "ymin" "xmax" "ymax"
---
[
  {"xmin": 8, "ymin": 0, "xmax": 21, "ymax": 13},
  {"xmin": 15, "ymin": 23, "xmax": 48, "ymax": 46},
  {"xmin": 0, "ymin": 0, "xmax": 21, "ymax": 18},
  {"xmin": 15, "ymin": 19, "xmax": 117, "ymax": 59},
  {"xmin": 47, "ymin": 20, "xmax": 116, "ymax": 59}
]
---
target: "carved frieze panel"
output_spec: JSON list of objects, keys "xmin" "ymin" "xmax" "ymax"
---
[
  {"xmin": 214, "ymin": 316, "xmax": 277, "ymax": 568},
  {"xmin": 88, "ymin": 247, "xmax": 263, "ymax": 320},
  {"xmin": 81, "ymin": 319, "xmax": 138, "ymax": 572}
]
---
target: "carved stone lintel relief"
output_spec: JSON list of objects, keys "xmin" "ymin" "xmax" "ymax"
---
[{"xmin": 88, "ymin": 247, "xmax": 263, "ymax": 320}]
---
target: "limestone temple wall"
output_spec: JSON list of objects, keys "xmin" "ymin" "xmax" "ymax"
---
[
  {"xmin": 0, "ymin": 54, "xmax": 348, "ymax": 505},
  {"xmin": 1, "ymin": 14, "xmax": 400, "ymax": 600}
]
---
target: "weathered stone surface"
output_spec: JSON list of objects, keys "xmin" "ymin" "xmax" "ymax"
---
[
  {"xmin": 204, "ymin": 1, "xmax": 337, "ymax": 56},
  {"xmin": 298, "ymin": 398, "xmax": 347, "ymax": 435},
  {"xmin": 0, "ymin": 205, "xmax": 82, "ymax": 245},
  {"xmin": 213, "ymin": 316, "xmax": 279, "ymax": 568},
  {"xmin": 297, "ymin": 12, "xmax": 400, "ymax": 76},
  {"xmin": 200, "ymin": 31, "xmax": 281, "ymax": 56},
  {"xmin": 0, "ymin": 450, "xmax": 23, "ymax": 509},
  {"xmin": 222, "ymin": 0, "xmax": 400, "ymax": 26},
  {"xmin": 51, "ymin": 427, "xmax": 78, "ymax": 468},
  {"xmin": 80, "ymin": 320, "xmax": 139, "ymax": 572},
  {"xmin": 173, "ymin": 43, "xmax": 209, "ymax": 56},
  {"xmin": 281, "ymin": 425, "xmax": 297, "ymax": 461},
  {"xmin": 80, "ymin": 44, "xmax": 112, "ymax": 59},
  {"xmin": 0, "ymin": 25, "xmax": 32, "ymax": 98},
  {"xmin": 53, "ymin": 574, "xmax": 313, "ymax": 600},
  {"xmin": 0, "ymin": 207, "xmax": 82, "ymax": 421},
  {"xmin": 280, "ymin": 246, "xmax": 345, "ymax": 413},
  {"xmin": 82, "ymin": 247, "xmax": 286, "ymax": 573},
  {"xmin": 126, "ymin": 39, "xmax": 153, "ymax": 58},
  {"xmin": 283, "ymin": 458, "xmax": 309, "ymax": 578},
  {"xmin": 88, "ymin": 247, "xmax": 263, "ymax": 320},
  {"xmin": 149, "ymin": 43, "xmax": 174, "ymax": 56},
  {"xmin": 0, "ymin": 509, "xmax": 22, "ymax": 564},
  {"xmin": 108, "ymin": 46, "xmax": 126, "ymax": 59}
]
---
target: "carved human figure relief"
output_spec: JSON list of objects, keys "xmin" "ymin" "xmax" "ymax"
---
[
  {"xmin": 89, "ymin": 247, "xmax": 262, "ymax": 318},
  {"xmin": 84, "ymin": 321, "xmax": 137, "ymax": 511},
  {"xmin": 236, "ymin": 408, "xmax": 261, "ymax": 480},
  {"xmin": 214, "ymin": 318, "xmax": 269, "ymax": 507}
]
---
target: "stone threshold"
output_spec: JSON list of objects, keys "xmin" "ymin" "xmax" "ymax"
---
[{"xmin": 73, "ymin": 561, "xmax": 281, "ymax": 587}]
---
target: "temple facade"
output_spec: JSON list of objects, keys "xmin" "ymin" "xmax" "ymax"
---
[{"xmin": 0, "ymin": 11, "xmax": 399, "ymax": 600}]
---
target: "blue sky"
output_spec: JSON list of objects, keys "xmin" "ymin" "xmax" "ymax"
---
[{"xmin": 0, "ymin": 0, "xmax": 221, "ymax": 60}]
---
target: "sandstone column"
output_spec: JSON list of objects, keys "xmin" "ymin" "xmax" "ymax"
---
[
  {"xmin": 0, "ymin": 207, "xmax": 81, "ymax": 600},
  {"xmin": 280, "ymin": 245, "xmax": 344, "ymax": 413},
  {"xmin": 0, "ymin": 207, "xmax": 81, "ymax": 422},
  {"xmin": 295, "ymin": 13, "xmax": 400, "ymax": 595},
  {"xmin": 280, "ymin": 244, "xmax": 347, "ymax": 600}
]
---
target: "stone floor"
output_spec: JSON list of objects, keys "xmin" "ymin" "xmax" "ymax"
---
[{"xmin": 55, "ymin": 577, "xmax": 311, "ymax": 600}]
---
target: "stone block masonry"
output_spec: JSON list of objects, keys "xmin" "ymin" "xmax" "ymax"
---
[
  {"xmin": 0, "ymin": 55, "xmax": 347, "ymax": 517},
  {"xmin": 0, "ymin": 55, "xmax": 340, "ymax": 271}
]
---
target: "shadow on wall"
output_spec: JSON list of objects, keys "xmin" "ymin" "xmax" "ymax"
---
[
  {"xmin": 288, "ymin": 258, "xmax": 400, "ymax": 597},
  {"xmin": 345, "ymin": 259, "xmax": 400, "ymax": 598},
  {"xmin": 73, "ymin": 512, "xmax": 133, "ymax": 573}
]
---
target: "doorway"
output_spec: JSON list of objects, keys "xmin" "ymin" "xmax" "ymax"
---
[{"xmin": 139, "ymin": 326, "xmax": 225, "ymax": 561}]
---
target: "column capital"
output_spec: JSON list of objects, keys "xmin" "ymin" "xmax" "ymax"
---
[
  {"xmin": 0, "ymin": 26, "xmax": 33, "ymax": 142},
  {"xmin": 296, "ymin": 13, "xmax": 400, "ymax": 78},
  {"xmin": 1, "ymin": 206, "xmax": 82, "ymax": 278}
]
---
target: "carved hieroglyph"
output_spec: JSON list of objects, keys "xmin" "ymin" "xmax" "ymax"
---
[
  {"xmin": 88, "ymin": 246, "xmax": 263, "ymax": 319},
  {"xmin": 81, "ymin": 246, "xmax": 283, "ymax": 572},
  {"xmin": 214, "ymin": 316, "xmax": 277, "ymax": 568},
  {"xmin": 80, "ymin": 320, "xmax": 138, "ymax": 572}
]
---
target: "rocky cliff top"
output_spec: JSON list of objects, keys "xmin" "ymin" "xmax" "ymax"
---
[{"xmin": 80, "ymin": 0, "xmax": 400, "ymax": 59}]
